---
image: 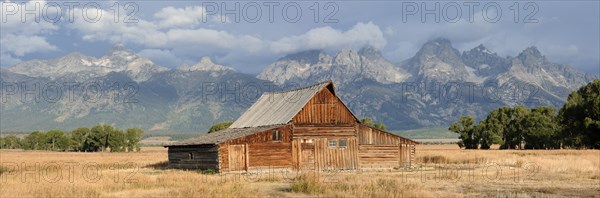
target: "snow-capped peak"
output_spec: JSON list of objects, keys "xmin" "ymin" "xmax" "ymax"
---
[
  {"xmin": 473, "ymin": 44, "xmax": 493, "ymax": 54},
  {"xmin": 178, "ymin": 56, "xmax": 234, "ymax": 72},
  {"xmin": 7, "ymin": 44, "xmax": 167, "ymax": 82},
  {"xmin": 258, "ymin": 45, "xmax": 411, "ymax": 85}
]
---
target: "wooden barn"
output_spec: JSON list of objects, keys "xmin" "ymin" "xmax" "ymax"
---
[{"xmin": 165, "ymin": 81, "xmax": 417, "ymax": 172}]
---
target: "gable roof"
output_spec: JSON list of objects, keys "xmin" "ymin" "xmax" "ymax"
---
[
  {"xmin": 168, "ymin": 124, "xmax": 285, "ymax": 146},
  {"xmin": 229, "ymin": 80, "xmax": 357, "ymax": 128}
]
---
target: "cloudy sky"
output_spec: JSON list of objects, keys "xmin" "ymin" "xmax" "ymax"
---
[{"xmin": 1, "ymin": 0, "xmax": 599, "ymax": 74}]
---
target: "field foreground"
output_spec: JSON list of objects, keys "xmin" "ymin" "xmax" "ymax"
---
[{"xmin": 1, "ymin": 145, "xmax": 598, "ymax": 197}]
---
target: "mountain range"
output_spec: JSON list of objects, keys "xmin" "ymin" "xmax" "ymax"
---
[{"xmin": 1, "ymin": 38, "xmax": 596, "ymax": 133}]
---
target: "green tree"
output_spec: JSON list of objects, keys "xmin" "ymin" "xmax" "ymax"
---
[
  {"xmin": 361, "ymin": 118, "xmax": 386, "ymax": 130},
  {"xmin": 0, "ymin": 135, "xmax": 22, "ymax": 149},
  {"xmin": 71, "ymin": 128, "xmax": 90, "ymax": 152},
  {"xmin": 473, "ymin": 121, "xmax": 502, "ymax": 150},
  {"xmin": 484, "ymin": 107, "xmax": 513, "ymax": 149},
  {"xmin": 449, "ymin": 116, "xmax": 478, "ymax": 149},
  {"xmin": 107, "ymin": 129, "xmax": 126, "ymax": 152},
  {"xmin": 374, "ymin": 121, "xmax": 387, "ymax": 130},
  {"xmin": 506, "ymin": 105, "xmax": 530, "ymax": 149},
  {"xmin": 559, "ymin": 79, "xmax": 600, "ymax": 149},
  {"xmin": 22, "ymin": 131, "xmax": 47, "ymax": 150},
  {"xmin": 90, "ymin": 125, "xmax": 115, "ymax": 152},
  {"xmin": 46, "ymin": 129, "xmax": 70, "ymax": 151},
  {"xmin": 126, "ymin": 128, "xmax": 144, "ymax": 152},
  {"xmin": 360, "ymin": 118, "xmax": 375, "ymax": 127},
  {"xmin": 208, "ymin": 122, "xmax": 233, "ymax": 133},
  {"xmin": 521, "ymin": 106, "xmax": 560, "ymax": 149}
]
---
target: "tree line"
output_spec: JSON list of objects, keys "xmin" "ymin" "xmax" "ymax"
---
[
  {"xmin": 450, "ymin": 79, "xmax": 600, "ymax": 149},
  {"xmin": 0, "ymin": 125, "xmax": 144, "ymax": 152}
]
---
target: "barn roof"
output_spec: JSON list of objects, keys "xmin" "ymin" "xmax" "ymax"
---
[
  {"xmin": 167, "ymin": 124, "xmax": 285, "ymax": 146},
  {"xmin": 229, "ymin": 80, "xmax": 349, "ymax": 128}
]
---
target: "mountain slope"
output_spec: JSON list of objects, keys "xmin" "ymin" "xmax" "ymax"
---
[
  {"xmin": 1, "ymin": 47, "xmax": 272, "ymax": 133},
  {"xmin": 405, "ymin": 38, "xmax": 482, "ymax": 83}
]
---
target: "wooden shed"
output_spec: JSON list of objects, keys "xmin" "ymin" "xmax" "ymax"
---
[{"xmin": 166, "ymin": 80, "xmax": 417, "ymax": 172}]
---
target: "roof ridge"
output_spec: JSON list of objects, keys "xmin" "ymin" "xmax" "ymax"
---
[{"xmin": 266, "ymin": 80, "xmax": 332, "ymax": 94}]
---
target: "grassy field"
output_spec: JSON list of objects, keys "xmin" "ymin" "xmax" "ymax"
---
[{"xmin": 1, "ymin": 145, "xmax": 598, "ymax": 197}]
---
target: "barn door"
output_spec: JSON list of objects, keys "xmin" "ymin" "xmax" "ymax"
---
[
  {"xmin": 300, "ymin": 140, "xmax": 315, "ymax": 170},
  {"xmin": 228, "ymin": 145, "xmax": 246, "ymax": 171}
]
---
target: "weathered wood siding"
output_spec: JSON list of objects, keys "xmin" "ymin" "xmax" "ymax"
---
[
  {"xmin": 358, "ymin": 145, "xmax": 399, "ymax": 169},
  {"xmin": 294, "ymin": 126, "xmax": 355, "ymax": 137},
  {"xmin": 248, "ymin": 143, "xmax": 292, "ymax": 170},
  {"xmin": 293, "ymin": 87, "xmax": 356, "ymax": 126},
  {"xmin": 292, "ymin": 137, "xmax": 359, "ymax": 170},
  {"xmin": 299, "ymin": 142, "xmax": 315, "ymax": 170},
  {"xmin": 358, "ymin": 124, "xmax": 416, "ymax": 145},
  {"xmin": 228, "ymin": 144, "xmax": 246, "ymax": 171},
  {"xmin": 219, "ymin": 125, "xmax": 293, "ymax": 172},
  {"xmin": 358, "ymin": 144, "xmax": 414, "ymax": 169},
  {"xmin": 400, "ymin": 144, "xmax": 416, "ymax": 167},
  {"xmin": 168, "ymin": 145, "xmax": 219, "ymax": 170},
  {"xmin": 356, "ymin": 124, "xmax": 417, "ymax": 169},
  {"xmin": 314, "ymin": 138, "xmax": 359, "ymax": 170}
]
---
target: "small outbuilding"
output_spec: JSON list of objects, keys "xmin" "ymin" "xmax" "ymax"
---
[{"xmin": 166, "ymin": 80, "xmax": 417, "ymax": 172}]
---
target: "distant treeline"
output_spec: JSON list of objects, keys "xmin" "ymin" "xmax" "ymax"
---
[
  {"xmin": 450, "ymin": 79, "xmax": 600, "ymax": 149},
  {"xmin": 0, "ymin": 125, "xmax": 144, "ymax": 152}
]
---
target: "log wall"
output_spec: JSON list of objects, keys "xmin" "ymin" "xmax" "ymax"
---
[
  {"xmin": 247, "ymin": 143, "xmax": 293, "ymax": 170},
  {"xmin": 358, "ymin": 145, "xmax": 399, "ymax": 169},
  {"xmin": 356, "ymin": 125, "xmax": 417, "ymax": 169},
  {"xmin": 219, "ymin": 125, "xmax": 293, "ymax": 172},
  {"xmin": 358, "ymin": 144, "xmax": 415, "ymax": 169},
  {"xmin": 168, "ymin": 145, "xmax": 219, "ymax": 170}
]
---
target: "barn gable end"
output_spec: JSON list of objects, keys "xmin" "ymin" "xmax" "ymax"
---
[{"xmin": 293, "ymin": 83, "xmax": 358, "ymax": 126}]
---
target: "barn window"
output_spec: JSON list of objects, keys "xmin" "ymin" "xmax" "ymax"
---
[
  {"xmin": 188, "ymin": 152, "xmax": 194, "ymax": 160},
  {"xmin": 339, "ymin": 139, "xmax": 347, "ymax": 147},
  {"xmin": 272, "ymin": 130, "xmax": 282, "ymax": 141},
  {"xmin": 328, "ymin": 140, "xmax": 337, "ymax": 147}
]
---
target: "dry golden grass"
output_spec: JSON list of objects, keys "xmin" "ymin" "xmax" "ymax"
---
[
  {"xmin": 0, "ymin": 145, "xmax": 598, "ymax": 197},
  {"xmin": 415, "ymin": 144, "xmax": 600, "ymax": 197}
]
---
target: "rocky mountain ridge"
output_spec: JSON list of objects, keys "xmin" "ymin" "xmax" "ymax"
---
[{"xmin": 1, "ymin": 39, "xmax": 596, "ymax": 132}]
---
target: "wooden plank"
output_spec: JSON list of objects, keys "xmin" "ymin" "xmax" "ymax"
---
[
  {"xmin": 292, "ymin": 87, "xmax": 356, "ymax": 125},
  {"xmin": 228, "ymin": 145, "xmax": 246, "ymax": 171},
  {"xmin": 244, "ymin": 144, "xmax": 249, "ymax": 171}
]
